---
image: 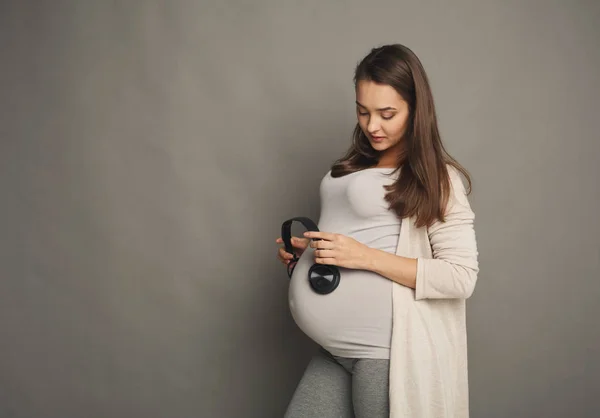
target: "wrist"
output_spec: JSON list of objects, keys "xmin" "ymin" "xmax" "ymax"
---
[
  {"xmin": 361, "ymin": 247, "xmax": 418, "ymax": 289},
  {"xmin": 362, "ymin": 247, "xmax": 381, "ymax": 272}
]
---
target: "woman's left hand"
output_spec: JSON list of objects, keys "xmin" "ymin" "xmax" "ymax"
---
[{"xmin": 303, "ymin": 231, "xmax": 372, "ymax": 270}]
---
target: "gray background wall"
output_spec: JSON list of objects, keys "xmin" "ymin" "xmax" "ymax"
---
[{"xmin": 1, "ymin": 1, "xmax": 598, "ymax": 417}]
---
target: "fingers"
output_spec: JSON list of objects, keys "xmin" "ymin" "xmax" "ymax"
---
[
  {"xmin": 304, "ymin": 231, "xmax": 337, "ymax": 241},
  {"xmin": 309, "ymin": 240, "xmax": 334, "ymax": 250},
  {"xmin": 315, "ymin": 257, "xmax": 336, "ymax": 265},
  {"xmin": 292, "ymin": 237, "xmax": 309, "ymax": 249},
  {"xmin": 277, "ymin": 245, "xmax": 301, "ymax": 265},
  {"xmin": 276, "ymin": 236, "xmax": 309, "ymax": 266},
  {"xmin": 277, "ymin": 247, "xmax": 295, "ymax": 264},
  {"xmin": 276, "ymin": 236, "xmax": 309, "ymax": 249},
  {"xmin": 313, "ymin": 249, "xmax": 334, "ymax": 259}
]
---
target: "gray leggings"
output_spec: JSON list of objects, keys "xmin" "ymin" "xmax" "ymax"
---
[{"xmin": 284, "ymin": 347, "xmax": 390, "ymax": 418}]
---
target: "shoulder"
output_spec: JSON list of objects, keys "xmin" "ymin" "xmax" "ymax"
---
[
  {"xmin": 446, "ymin": 164, "xmax": 464, "ymax": 187},
  {"xmin": 444, "ymin": 164, "xmax": 472, "ymax": 210},
  {"xmin": 318, "ymin": 169, "xmax": 333, "ymax": 187},
  {"xmin": 321, "ymin": 169, "xmax": 333, "ymax": 181}
]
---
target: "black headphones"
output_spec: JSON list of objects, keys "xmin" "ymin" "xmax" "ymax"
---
[{"xmin": 281, "ymin": 216, "xmax": 341, "ymax": 295}]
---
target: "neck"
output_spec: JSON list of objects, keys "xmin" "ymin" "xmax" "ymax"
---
[{"xmin": 378, "ymin": 144, "xmax": 406, "ymax": 168}]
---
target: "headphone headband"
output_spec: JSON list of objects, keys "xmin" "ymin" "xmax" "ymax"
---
[{"xmin": 281, "ymin": 216, "xmax": 320, "ymax": 255}]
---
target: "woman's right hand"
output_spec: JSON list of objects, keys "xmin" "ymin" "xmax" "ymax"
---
[{"xmin": 275, "ymin": 236, "xmax": 310, "ymax": 266}]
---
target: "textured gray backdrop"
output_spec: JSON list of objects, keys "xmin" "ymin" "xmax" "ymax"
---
[{"xmin": 1, "ymin": 1, "xmax": 599, "ymax": 417}]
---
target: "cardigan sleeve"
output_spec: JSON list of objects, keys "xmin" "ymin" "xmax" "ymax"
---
[{"xmin": 414, "ymin": 167, "xmax": 479, "ymax": 300}]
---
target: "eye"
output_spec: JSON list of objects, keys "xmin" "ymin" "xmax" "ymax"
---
[{"xmin": 382, "ymin": 114, "xmax": 395, "ymax": 120}]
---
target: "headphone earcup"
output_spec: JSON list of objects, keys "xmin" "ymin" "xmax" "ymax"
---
[{"xmin": 308, "ymin": 264, "xmax": 340, "ymax": 295}]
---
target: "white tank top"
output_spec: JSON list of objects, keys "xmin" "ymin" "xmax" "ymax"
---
[{"xmin": 288, "ymin": 167, "xmax": 401, "ymax": 359}]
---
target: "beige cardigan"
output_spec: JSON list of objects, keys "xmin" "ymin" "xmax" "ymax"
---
[{"xmin": 389, "ymin": 166, "xmax": 479, "ymax": 418}]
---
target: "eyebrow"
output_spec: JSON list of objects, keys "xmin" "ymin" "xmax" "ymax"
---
[{"xmin": 355, "ymin": 101, "xmax": 396, "ymax": 111}]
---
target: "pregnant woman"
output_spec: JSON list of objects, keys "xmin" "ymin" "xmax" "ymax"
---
[{"xmin": 276, "ymin": 44, "xmax": 479, "ymax": 418}]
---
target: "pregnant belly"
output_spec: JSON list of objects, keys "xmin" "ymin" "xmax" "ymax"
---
[{"xmin": 288, "ymin": 248, "xmax": 393, "ymax": 357}]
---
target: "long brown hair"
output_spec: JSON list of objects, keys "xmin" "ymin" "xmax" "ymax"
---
[{"xmin": 330, "ymin": 44, "xmax": 472, "ymax": 228}]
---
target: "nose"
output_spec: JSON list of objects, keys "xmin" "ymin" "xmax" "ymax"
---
[{"xmin": 367, "ymin": 118, "xmax": 381, "ymax": 135}]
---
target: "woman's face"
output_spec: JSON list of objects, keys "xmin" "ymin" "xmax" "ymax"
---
[{"xmin": 355, "ymin": 80, "xmax": 410, "ymax": 166}]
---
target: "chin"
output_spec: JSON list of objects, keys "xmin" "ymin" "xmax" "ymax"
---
[{"xmin": 369, "ymin": 141, "xmax": 390, "ymax": 151}]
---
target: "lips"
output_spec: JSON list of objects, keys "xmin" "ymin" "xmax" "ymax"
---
[{"xmin": 371, "ymin": 136, "xmax": 385, "ymax": 142}]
